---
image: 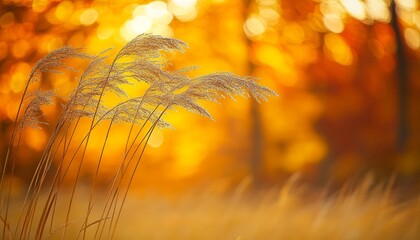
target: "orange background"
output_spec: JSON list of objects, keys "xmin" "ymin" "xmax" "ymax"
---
[{"xmin": 1, "ymin": 0, "xmax": 420, "ymax": 193}]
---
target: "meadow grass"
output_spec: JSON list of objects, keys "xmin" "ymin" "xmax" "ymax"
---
[
  {"xmin": 0, "ymin": 34, "xmax": 276, "ymax": 239},
  {"xmin": 2, "ymin": 33, "xmax": 418, "ymax": 240},
  {"xmin": 116, "ymin": 187, "xmax": 420, "ymax": 240},
  {"xmin": 7, "ymin": 175, "xmax": 419, "ymax": 240}
]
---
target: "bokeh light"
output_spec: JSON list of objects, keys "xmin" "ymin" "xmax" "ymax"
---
[
  {"xmin": 244, "ymin": 15, "xmax": 266, "ymax": 37},
  {"xmin": 79, "ymin": 8, "xmax": 98, "ymax": 26},
  {"xmin": 0, "ymin": 0, "xmax": 420, "ymax": 195},
  {"xmin": 404, "ymin": 27, "xmax": 420, "ymax": 49},
  {"xmin": 341, "ymin": 0, "xmax": 367, "ymax": 20}
]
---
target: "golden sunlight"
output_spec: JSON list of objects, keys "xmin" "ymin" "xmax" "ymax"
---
[
  {"xmin": 324, "ymin": 33, "xmax": 353, "ymax": 65},
  {"xmin": 79, "ymin": 8, "xmax": 98, "ymax": 26},
  {"xmin": 341, "ymin": 0, "xmax": 367, "ymax": 20},
  {"xmin": 323, "ymin": 13, "xmax": 344, "ymax": 33},
  {"xmin": 404, "ymin": 27, "xmax": 420, "ymax": 49},
  {"xmin": 366, "ymin": 0, "xmax": 390, "ymax": 22},
  {"xmin": 172, "ymin": 0, "xmax": 197, "ymax": 8},
  {"xmin": 146, "ymin": 1, "xmax": 170, "ymax": 19},
  {"xmin": 148, "ymin": 129, "xmax": 165, "ymax": 148},
  {"xmin": 396, "ymin": 0, "xmax": 418, "ymax": 10},
  {"xmin": 55, "ymin": 1, "xmax": 73, "ymax": 21},
  {"xmin": 244, "ymin": 15, "xmax": 266, "ymax": 37},
  {"xmin": 168, "ymin": 0, "xmax": 197, "ymax": 21},
  {"xmin": 1, "ymin": 0, "xmax": 420, "ymax": 238}
]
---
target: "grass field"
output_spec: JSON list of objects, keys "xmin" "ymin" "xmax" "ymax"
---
[
  {"xmin": 5, "ymin": 176, "xmax": 420, "ymax": 239},
  {"xmin": 2, "ymin": 34, "xmax": 419, "ymax": 240},
  {"xmin": 116, "ymin": 181, "xmax": 420, "ymax": 239}
]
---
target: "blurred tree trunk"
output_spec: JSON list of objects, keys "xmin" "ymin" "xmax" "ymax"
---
[
  {"xmin": 249, "ymin": 78, "xmax": 264, "ymax": 187},
  {"xmin": 243, "ymin": 0, "xmax": 263, "ymax": 188},
  {"xmin": 390, "ymin": 0, "xmax": 409, "ymax": 152}
]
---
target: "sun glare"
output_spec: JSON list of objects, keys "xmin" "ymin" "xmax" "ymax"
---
[
  {"xmin": 146, "ymin": 1, "xmax": 169, "ymax": 18},
  {"xmin": 341, "ymin": 0, "xmax": 367, "ymax": 20},
  {"xmin": 120, "ymin": 16, "xmax": 153, "ymax": 41},
  {"xmin": 396, "ymin": 0, "xmax": 418, "ymax": 10},
  {"xmin": 131, "ymin": 16, "xmax": 153, "ymax": 34},
  {"xmin": 244, "ymin": 15, "xmax": 267, "ymax": 37},
  {"xmin": 173, "ymin": 0, "xmax": 197, "ymax": 8},
  {"xmin": 168, "ymin": 0, "xmax": 197, "ymax": 22},
  {"xmin": 323, "ymin": 13, "xmax": 344, "ymax": 33},
  {"xmin": 366, "ymin": 0, "xmax": 390, "ymax": 22}
]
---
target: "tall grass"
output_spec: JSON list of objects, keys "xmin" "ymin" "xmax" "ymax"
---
[
  {"xmin": 116, "ymin": 176, "xmax": 420, "ymax": 240},
  {"xmin": 0, "ymin": 34, "xmax": 276, "ymax": 239}
]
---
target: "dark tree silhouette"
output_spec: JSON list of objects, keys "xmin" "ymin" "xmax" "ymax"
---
[{"xmin": 390, "ymin": 0, "xmax": 409, "ymax": 152}]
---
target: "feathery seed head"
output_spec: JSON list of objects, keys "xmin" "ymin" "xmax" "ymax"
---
[{"xmin": 18, "ymin": 89, "xmax": 55, "ymax": 130}]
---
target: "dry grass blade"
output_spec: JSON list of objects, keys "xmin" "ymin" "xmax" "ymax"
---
[
  {"xmin": 30, "ymin": 46, "xmax": 93, "ymax": 84},
  {"xmin": 63, "ymin": 55, "xmax": 111, "ymax": 122},
  {"xmin": 17, "ymin": 90, "xmax": 55, "ymax": 131},
  {"xmin": 0, "ymin": 46, "xmax": 92, "ymax": 240},
  {"xmin": 2, "ymin": 34, "xmax": 278, "ymax": 240},
  {"xmin": 118, "ymin": 34, "xmax": 187, "ymax": 59},
  {"xmin": 192, "ymin": 73, "xmax": 278, "ymax": 103}
]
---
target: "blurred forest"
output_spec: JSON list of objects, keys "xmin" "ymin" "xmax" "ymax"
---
[{"xmin": 1, "ymin": 0, "xmax": 420, "ymax": 194}]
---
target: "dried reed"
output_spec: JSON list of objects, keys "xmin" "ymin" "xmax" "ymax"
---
[{"xmin": 0, "ymin": 34, "xmax": 276, "ymax": 240}]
